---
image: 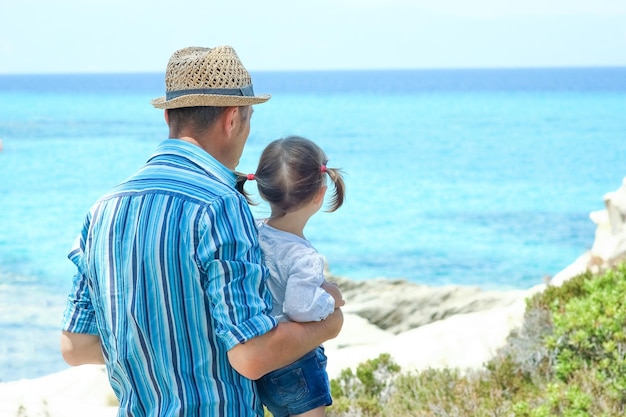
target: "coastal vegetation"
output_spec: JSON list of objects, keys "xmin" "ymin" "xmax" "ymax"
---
[{"xmin": 323, "ymin": 262, "xmax": 626, "ymax": 417}]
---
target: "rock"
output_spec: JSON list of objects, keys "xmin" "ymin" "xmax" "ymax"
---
[
  {"xmin": 323, "ymin": 313, "xmax": 394, "ymax": 350},
  {"xmin": 326, "ymin": 299, "xmax": 529, "ymax": 378},
  {"xmin": 552, "ymin": 176, "xmax": 626, "ymax": 286},
  {"xmin": 591, "ymin": 177, "xmax": 626, "ymax": 263},
  {"xmin": 0, "ymin": 365, "xmax": 117, "ymax": 417},
  {"xmin": 327, "ymin": 276, "xmax": 527, "ymax": 334}
]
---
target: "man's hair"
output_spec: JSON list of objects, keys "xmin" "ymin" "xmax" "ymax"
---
[
  {"xmin": 167, "ymin": 106, "xmax": 251, "ymax": 138},
  {"xmin": 167, "ymin": 106, "xmax": 228, "ymax": 137}
]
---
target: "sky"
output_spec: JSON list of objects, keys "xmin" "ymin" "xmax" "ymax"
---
[{"xmin": 1, "ymin": 0, "xmax": 625, "ymax": 74}]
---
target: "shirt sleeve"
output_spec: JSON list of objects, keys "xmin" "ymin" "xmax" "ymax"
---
[
  {"xmin": 61, "ymin": 218, "xmax": 99, "ymax": 335},
  {"xmin": 198, "ymin": 193, "xmax": 277, "ymax": 351},
  {"xmin": 282, "ymin": 249, "xmax": 335, "ymax": 322}
]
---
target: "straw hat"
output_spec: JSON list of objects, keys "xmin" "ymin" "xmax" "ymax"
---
[{"xmin": 151, "ymin": 46, "xmax": 270, "ymax": 109}]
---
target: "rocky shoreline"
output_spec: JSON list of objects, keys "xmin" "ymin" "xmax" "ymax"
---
[{"xmin": 323, "ymin": 274, "xmax": 539, "ymax": 379}]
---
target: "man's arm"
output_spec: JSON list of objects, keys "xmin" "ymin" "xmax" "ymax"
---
[
  {"xmin": 227, "ymin": 307, "xmax": 343, "ymax": 380},
  {"xmin": 60, "ymin": 331, "xmax": 105, "ymax": 366}
]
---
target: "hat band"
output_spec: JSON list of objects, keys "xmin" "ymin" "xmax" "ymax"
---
[{"xmin": 166, "ymin": 84, "xmax": 255, "ymax": 100}]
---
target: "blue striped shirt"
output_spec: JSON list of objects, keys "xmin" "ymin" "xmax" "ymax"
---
[{"xmin": 62, "ymin": 139, "xmax": 277, "ymax": 416}]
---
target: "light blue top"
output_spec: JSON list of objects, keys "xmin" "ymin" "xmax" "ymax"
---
[
  {"xmin": 62, "ymin": 139, "xmax": 277, "ymax": 416},
  {"xmin": 257, "ymin": 222, "xmax": 335, "ymax": 323}
]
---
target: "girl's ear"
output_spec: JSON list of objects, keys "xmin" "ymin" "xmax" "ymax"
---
[{"xmin": 314, "ymin": 185, "xmax": 328, "ymax": 206}]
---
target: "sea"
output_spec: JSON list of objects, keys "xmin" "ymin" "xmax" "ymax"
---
[{"xmin": 0, "ymin": 68, "xmax": 625, "ymax": 382}]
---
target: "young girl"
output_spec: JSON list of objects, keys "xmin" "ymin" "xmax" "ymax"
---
[{"xmin": 237, "ymin": 135, "xmax": 346, "ymax": 417}]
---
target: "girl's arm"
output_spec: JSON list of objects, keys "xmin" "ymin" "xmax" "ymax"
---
[{"xmin": 282, "ymin": 253, "xmax": 336, "ymax": 322}]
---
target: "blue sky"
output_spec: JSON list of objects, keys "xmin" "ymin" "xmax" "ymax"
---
[{"xmin": 1, "ymin": 0, "xmax": 625, "ymax": 74}]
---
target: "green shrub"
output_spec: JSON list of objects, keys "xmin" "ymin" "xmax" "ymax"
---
[
  {"xmin": 329, "ymin": 353, "xmax": 400, "ymax": 417},
  {"xmin": 526, "ymin": 270, "xmax": 593, "ymax": 312},
  {"xmin": 385, "ymin": 368, "xmax": 516, "ymax": 417},
  {"xmin": 487, "ymin": 307, "xmax": 554, "ymax": 393},
  {"xmin": 547, "ymin": 264, "xmax": 626, "ymax": 404},
  {"xmin": 326, "ymin": 262, "xmax": 626, "ymax": 416}
]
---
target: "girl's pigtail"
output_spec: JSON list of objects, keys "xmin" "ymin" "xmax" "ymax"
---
[
  {"xmin": 325, "ymin": 167, "xmax": 345, "ymax": 212},
  {"xmin": 234, "ymin": 172, "xmax": 257, "ymax": 205}
]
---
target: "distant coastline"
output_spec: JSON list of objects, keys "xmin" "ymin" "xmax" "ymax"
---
[{"xmin": 1, "ymin": 66, "xmax": 625, "ymax": 94}]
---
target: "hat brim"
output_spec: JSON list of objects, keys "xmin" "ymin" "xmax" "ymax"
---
[{"xmin": 151, "ymin": 93, "xmax": 271, "ymax": 109}]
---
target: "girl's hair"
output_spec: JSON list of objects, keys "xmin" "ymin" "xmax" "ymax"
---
[{"xmin": 236, "ymin": 135, "xmax": 345, "ymax": 216}]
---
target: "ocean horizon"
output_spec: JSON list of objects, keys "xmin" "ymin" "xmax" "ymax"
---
[{"xmin": 1, "ymin": 67, "xmax": 625, "ymax": 382}]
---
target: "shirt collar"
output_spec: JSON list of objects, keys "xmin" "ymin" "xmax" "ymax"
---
[{"xmin": 151, "ymin": 139, "xmax": 237, "ymax": 187}]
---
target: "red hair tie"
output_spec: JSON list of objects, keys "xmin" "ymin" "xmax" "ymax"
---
[
  {"xmin": 320, "ymin": 165, "xmax": 327, "ymax": 173},
  {"xmin": 247, "ymin": 173, "xmax": 255, "ymax": 181}
]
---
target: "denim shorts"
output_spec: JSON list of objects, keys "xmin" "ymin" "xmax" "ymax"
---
[{"xmin": 256, "ymin": 346, "xmax": 332, "ymax": 417}]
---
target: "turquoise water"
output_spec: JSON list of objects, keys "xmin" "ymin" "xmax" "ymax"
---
[{"xmin": 0, "ymin": 69, "xmax": 625, "ymax": 381}]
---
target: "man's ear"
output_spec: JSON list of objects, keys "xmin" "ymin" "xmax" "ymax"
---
[
  {"xmin": 222, "ymin": 107, "xmax": 239, "ymax": 137},
  {"xmin": 164, "ymin": 109, "xmax": 170, "ymax": 125}
]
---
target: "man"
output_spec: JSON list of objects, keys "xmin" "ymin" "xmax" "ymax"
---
[{"xmin": 60, "ymin": 46, "xmax": 344, "ymax": 416}]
